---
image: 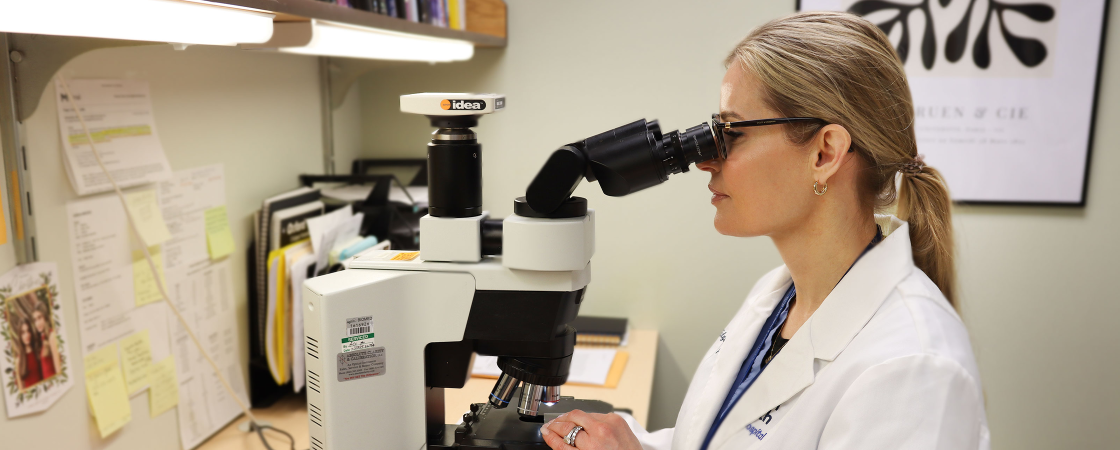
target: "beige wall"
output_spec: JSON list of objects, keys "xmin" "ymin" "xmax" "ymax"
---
[
  {"xmin": 356, "ymin": 1, "xmax": 1120, "ymax": 448},
  {"xmin": 0, "ymin": 44, "xmax": 335, "ymax": 449}
]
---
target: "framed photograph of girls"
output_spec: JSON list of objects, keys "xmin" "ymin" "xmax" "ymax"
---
[
  {"xmin": 797, "ymin": 0, "xmax": 1109, "ymax": 205},
  {"xmin": 0, "ymin": 262, "xmax": 73, "ymax": 418}
]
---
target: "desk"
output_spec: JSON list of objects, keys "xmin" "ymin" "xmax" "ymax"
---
[{"xmin": 199, "ymin": 330, "xmax": 658, "ymax": 450}]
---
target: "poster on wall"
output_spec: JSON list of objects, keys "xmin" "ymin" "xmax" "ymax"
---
[
  {"xmin": 0, "ymin": 263, "xmax": 74, "ymax": 418},
  {"xmin": 797, "ymin": 0, "xmax": 1108, "ymax": 204}
]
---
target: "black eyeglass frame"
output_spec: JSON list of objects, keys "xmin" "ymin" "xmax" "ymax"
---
[{"xmin": 710, "ymin": 113, "xmax": 832, "ymax": 159}]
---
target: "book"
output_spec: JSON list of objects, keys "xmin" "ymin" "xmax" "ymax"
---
[
  {"xmin": 404, "ymin": 0, "xmax": 418, "ymax": 21},
  {"xmin": 448, "ymin": 0, "xmax": 460, "ymax": 29},
  {"xmin": 418, "ymin": 0, "xmax": 430, "ymax": 24},
  {"xmin": 572, "ymin": 316, "xmax": 628, "ymax": 346},
  {"xmin": 271, "ymin": 201, "xmax": 325, "ymax": 250},
  {"xmin": 255, "ymin": 187, "xmax": 320, "ymax": 350}
]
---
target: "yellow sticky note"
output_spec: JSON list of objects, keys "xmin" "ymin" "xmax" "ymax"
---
[
  {"xmin": 132, "ymin": 246, "xmax": 166, "ymax": 306},
  {"xmin": 148, "ymin": 356, "xmax": 179, "ymax": 418},
  {"xmin": 85, "ymin": 343, "xmax": 119, "ymax": 373},
  {"xmin": 0, "ymin": 190, "xmax": 7, "ymax": 246},
  {"xmin": 204, "ymin": 205, "xmax": 235, "ymax": 260},
  {"xmin": 124, "ymin": 189, "xmax": 172, "ymax": 246},
  {"xmin": 391, "ymin": 251, "xmax": 420, "ymax": 261},
  {"xmin": 85, "ymin": 357, "xmax": 132, "ymax": 437},
  {"xmin": 121, "ymin": 330, "xmax": 152, "ymax": 394}
]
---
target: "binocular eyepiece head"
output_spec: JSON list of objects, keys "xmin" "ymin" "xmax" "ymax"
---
[{"xmin": 525, "ymin": 119, "xmax": 720, "ymax": 216}]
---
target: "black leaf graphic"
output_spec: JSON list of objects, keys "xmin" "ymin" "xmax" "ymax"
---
[
  {"xmin": 998, "ymin": 13, "xmax": 1048, "ymax": 66},
  {"xmin": 973, "ymin": 3, "xmax": 994, "ymax": 68},
  {"xmin": 971, "ymin": 1, "xmax": 1055, "ymax": 68},
  {"xmin": 1003, "ymin": 3, "xmax": 1055, "ymax": 21},
  {"xmin": 946, "ymin": 0, "xmax": 978, "ymax": 62},
  {"xmin": 921, "ymin": 6, "xmax": 936, "ymax": 69},
  {"xmin": 849, "ymin": 0, "xmax": 938, "ymax": 69}
]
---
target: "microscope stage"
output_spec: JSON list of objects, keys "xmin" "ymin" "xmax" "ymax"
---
[{"xmin": 430, "ymin": 392, "xmax": 614, "ymax": 449}]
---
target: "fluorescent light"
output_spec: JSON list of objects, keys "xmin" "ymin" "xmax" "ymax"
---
[
  {"xmin": 246, "ymin": 20, "xmax": 474, "ymax": 63},
  {"xmin": 0, "ymin": 0, "xmax": 274, "ymax": 46}
]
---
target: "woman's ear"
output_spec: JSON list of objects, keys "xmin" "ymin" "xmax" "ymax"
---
[{"xmin": 807, "ymin": 124, "xmax": 852, "ymax": 186}]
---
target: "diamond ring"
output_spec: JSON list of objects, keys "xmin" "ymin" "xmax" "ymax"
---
[{"xmin": 565, "ymin": 425, "xmax": 584, "ymax": 447}]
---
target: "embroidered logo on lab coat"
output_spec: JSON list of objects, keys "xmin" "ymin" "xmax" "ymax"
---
[{"xmin": 745, "ymin": 405, "xmax": 782, "ymax": 441}]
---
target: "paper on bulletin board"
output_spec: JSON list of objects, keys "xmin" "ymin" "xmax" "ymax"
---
[
  {"xmin": 83, "ymin": 343, "xmax": 132, "ymax": 438},
  {"xmin": 124, "ymin": 189, "xmax": 172, "ymax": 247},
  {"xmin": 0, "ymin": 262, "xmax": 74, "ymax": 418},
  {"xmin": 120, "ymin": 329, "xmax": 152, "ymax": 394},
  {"xmin": 68, "ymin": 194, "xmax": 138, "ymax": 355},
  {"xmin": 797, "ymin": 0, "xmax": 1108, "ymax": 203},
  {"xmin": 204, "ymin": 205, "xmax": 235, "ymax": 260},
  {"xmin": 158, "ymin": 165, "xmax": 227, "ymax": 270},
  {"xmin": 167, "ymin": 258, "xmax": 248, "ymax": 450},
  {"xmin": 148, "ymin": 356, "xmax": 178, "ymax": 418},
  {"xmin": 54, "ymin": 78, "xmax": 172, "ymax": 196},
  {"xmin": 132, "ymin": 246, "xmax": 167, "ymax": 307}
]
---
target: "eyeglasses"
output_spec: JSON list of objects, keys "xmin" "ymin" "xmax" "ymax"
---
[{"xmin": 710, "ymin": 113, "xmax": 830, "ymax": 159}]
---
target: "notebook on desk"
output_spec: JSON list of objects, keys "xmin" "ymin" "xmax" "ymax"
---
[{"xmin": 572, "ymin": 316, "xmax": 629, "ymax": 347}]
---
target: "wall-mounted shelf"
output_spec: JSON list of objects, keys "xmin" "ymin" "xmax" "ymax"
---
[{"xmin": 214, "ymin": 0, "xmax": 507, "ymax": 48}]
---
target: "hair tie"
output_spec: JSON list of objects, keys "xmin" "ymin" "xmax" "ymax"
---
[{"xmin": 900, "ymin": 155, "xmax": 925, "ymax": 175}]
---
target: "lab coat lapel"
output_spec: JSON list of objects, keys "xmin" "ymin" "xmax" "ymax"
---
[
  {"xmin": 708, "ymin": 326, "xmax": 815, "ymax": 449},
  {"xmin": 678, "ymin": 269, "xmax": 792, "ymax": 450},
  {"xmin": 707, "ymin": 216, "xmax": 915, "ymax": 449}
]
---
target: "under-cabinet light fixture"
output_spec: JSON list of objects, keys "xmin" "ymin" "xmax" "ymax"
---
[
  {"xmin": 244, "ymin": 20, "xmax": 474, "ymax": 63},
  {"xmin": 0, "ymin": 0, "xmax": 274, "ymax": 46}
]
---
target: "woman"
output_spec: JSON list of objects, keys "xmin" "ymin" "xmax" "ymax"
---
[
  {"xmin": 32, "ymin": 300, "xmax": 60, "ymax": 380},
  {"xmin": 12, "ymin": 315, "xmax": 43, "ymax": 390},
  {"xmin": 541, "ymin": 12, "xmax": 988, "ymax": 450}
]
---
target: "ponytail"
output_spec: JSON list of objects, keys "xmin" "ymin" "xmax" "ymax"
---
[{"xmin": 898, "ymin": 165, "xmax": 956, "ymax": 306}]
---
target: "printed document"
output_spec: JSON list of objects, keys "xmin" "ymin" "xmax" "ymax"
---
[
  {"xmin": 167, "ymin": 258, "xmax": 248, "ymax": 450},
  {"xmin": 54, "ymin": 78, "xmax": 172, "ymax": 196}
]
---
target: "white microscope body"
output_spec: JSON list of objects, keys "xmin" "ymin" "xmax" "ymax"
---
[{"xmin": 304, "ymin": 93, "xmax": 718, "ymax": 449}]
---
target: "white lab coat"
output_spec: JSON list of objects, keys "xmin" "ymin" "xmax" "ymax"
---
[{"xmin": 622, "ymin": 216, "xmax": 990, "ymax": 449}]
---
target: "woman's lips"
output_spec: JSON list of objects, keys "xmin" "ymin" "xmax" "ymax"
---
[{"xmin": 709, "ymin": 185, "xmax": 729, "ymax": 203}]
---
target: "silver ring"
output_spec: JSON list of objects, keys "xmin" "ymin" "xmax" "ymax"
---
[{"xmin": 565, "ymin": 425, "xmax": 584, "ymax": 447}]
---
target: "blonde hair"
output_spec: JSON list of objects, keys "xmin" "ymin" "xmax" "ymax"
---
[{"xmin": 726, "ymin": 11, "xmax": 957, "ymax": 306}]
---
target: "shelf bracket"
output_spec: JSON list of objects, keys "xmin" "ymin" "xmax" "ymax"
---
[
  {"xmin": 0, "ymin": 33, "xmax": 151, "ymax": 263},
  {"xmin": 327, "ymin": 57, "xmax": 408, "ymax": 110}
]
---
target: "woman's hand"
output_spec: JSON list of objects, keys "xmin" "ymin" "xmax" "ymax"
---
[{"xmin": 539, "ymin": 410, "xmax": 643, "ymax": 450}]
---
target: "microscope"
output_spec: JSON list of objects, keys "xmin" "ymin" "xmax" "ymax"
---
[{"xmin": 303, "ymin": 93, "xmax": 719, "ymax": 449}]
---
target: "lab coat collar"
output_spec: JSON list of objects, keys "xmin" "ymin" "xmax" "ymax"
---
[
  {"xmin": 707, "ymin": 215, "xmax": 914, "ymax": 449},
  {"xmin": 810, "ymin": 215, "xmax": 913, "ymax": 361}
]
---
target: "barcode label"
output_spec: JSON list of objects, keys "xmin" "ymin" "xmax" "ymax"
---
[
  {"xmin": 346, "ymin": 316, "xmax": 373, "ymax": 336},
  {"xmin": 343, "ymin": 316, "xmax": 376, "ymax": 353}
]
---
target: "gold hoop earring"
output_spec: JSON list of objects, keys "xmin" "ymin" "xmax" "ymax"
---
[{"xmin": 813, "ymin": 181, "xmax": 828, "ymax": 196}]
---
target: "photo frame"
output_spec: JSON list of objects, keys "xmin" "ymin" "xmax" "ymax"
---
[
  {"xmin": 0, "ymin": 263, "xmax": 73, "ymax": 418},
  {"xmin": 797, "ymin": 0, "xmax": 1110, "ymax": 205}
]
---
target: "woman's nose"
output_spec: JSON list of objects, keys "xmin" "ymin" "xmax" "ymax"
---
[{"xmin": 696, "ymin": 158, "xmax": 721, "ymax": 173}]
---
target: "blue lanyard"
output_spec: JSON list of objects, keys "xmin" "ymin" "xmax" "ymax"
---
[{"xmin": 699, "ymin": 227, "xmax": 882, "ymax": 450}]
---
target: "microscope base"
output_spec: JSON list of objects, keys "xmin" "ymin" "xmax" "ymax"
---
[{"xmin": 429, "ymin": 395, "xmax": 614, "ymax": 449}]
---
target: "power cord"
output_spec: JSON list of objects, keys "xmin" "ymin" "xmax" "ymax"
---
[{"xmin": 58, "ymin": 75, "xmax": 300, "ymax": 449}]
